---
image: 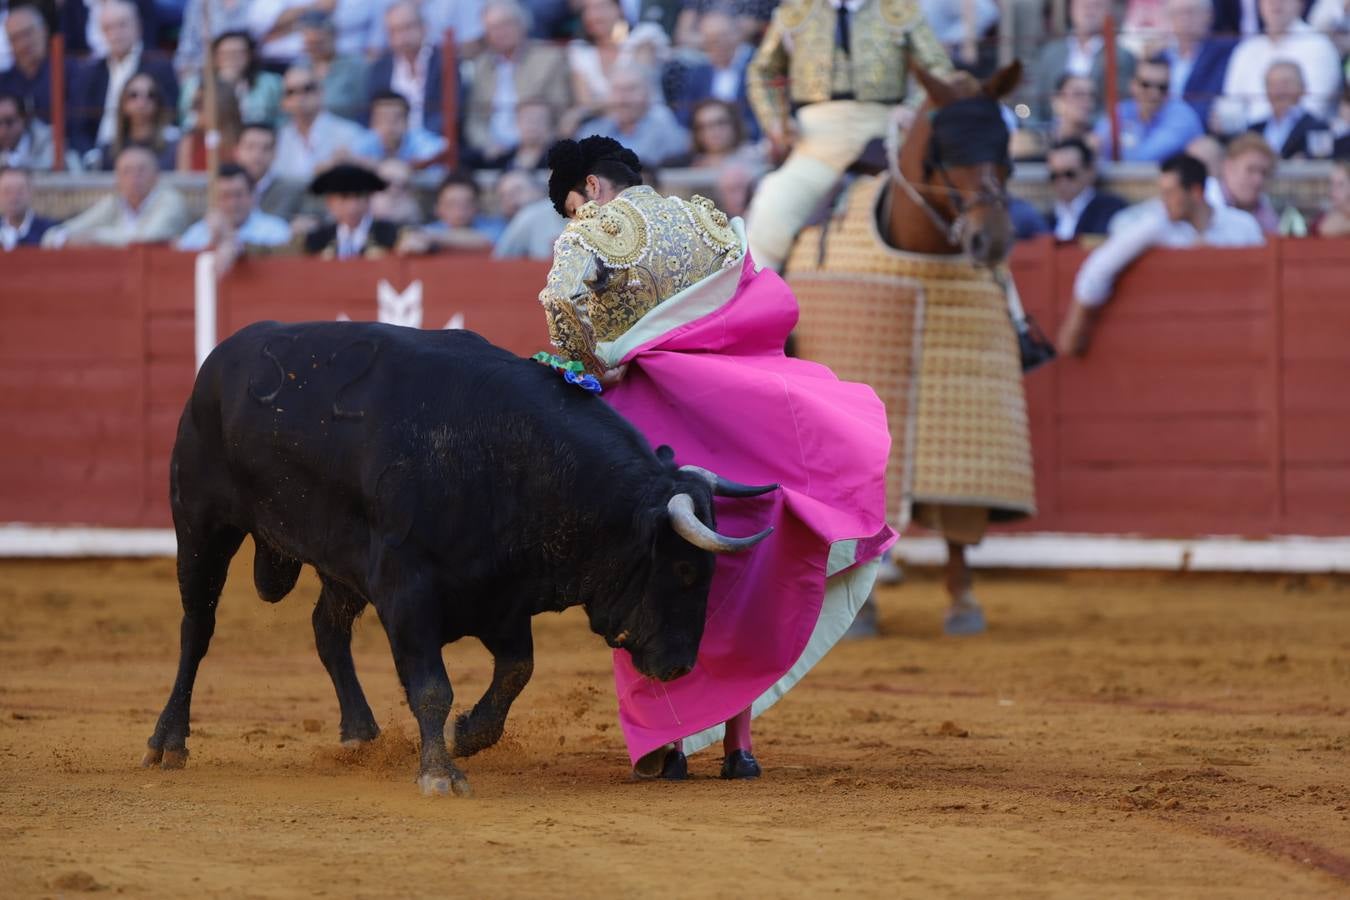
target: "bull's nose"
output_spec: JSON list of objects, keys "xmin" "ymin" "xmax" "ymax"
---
[{"xmin": 661, "ymin": 664, "xmax": 693, "ymax": 681}]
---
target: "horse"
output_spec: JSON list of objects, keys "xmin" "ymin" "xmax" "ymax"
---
[{"xmin": 784, "ymin": 59, "xmax": 1034, "ymax": 635}]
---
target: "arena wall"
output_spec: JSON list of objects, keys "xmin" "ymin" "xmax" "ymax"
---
[{"xmin": 2, "ymin": 240, "xmax": 1347, "ymax": 544}]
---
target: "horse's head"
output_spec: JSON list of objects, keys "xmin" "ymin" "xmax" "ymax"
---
[{"xmin": 896, "ymin": 60, "xmax": 1022, "ymax": 266}]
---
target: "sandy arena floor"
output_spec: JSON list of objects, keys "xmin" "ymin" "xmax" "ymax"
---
[{"xmin": 0, "ymin": 549, "xmax": 1347, "ymax": 898}]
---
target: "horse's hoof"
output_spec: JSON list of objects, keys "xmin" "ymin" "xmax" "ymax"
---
[
  {"xmin": 140, "ymin": 746, "xmax": 163, "ymax": 768},
  {"xmin": 160, "ymin": 748, "xmax": 189, "ymax": 769},
  {"xmin": 943, "ymin": 600, "xmax": 986, "ymax": 636},
  {"xmin": 418, "ymin": 773, "xmax": 472, "ymax": 797},
  {"xmin": 720, "ymin": 749, "xmax": 762, "ymax": 780}
]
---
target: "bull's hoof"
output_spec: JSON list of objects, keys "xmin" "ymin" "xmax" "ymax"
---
[
  {"xmin": 417, "ymin": 773, "xmax": 472, "ymax": 798},
  {"xmin": 340, "ymin": 737, "xmax": 375, "ymax": 750},
  {"xmin": 140, "ymin": 745, "xmax": 163, "ymax": 768},
  {"xmin": 720, "ymin": 749, "xmax": 762, "ymax": 780},
  {"xmin": 452, "ymin": 713, "xmax": 502, "ymax": 758},
  {"xmin": 159, "ymin": 748, "xmax": 189, "ymax": 769}
]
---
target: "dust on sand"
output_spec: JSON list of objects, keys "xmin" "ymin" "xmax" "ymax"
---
[{"xmin": 0, "ymin": 550, "xmax": 1347, "ymax": 898}]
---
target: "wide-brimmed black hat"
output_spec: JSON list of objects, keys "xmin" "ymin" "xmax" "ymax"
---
[
  {"xmin": 546, "ymin": 136, "xmax": 642, "ymax": 217},
  {"xmin": 309, "ymin": 163, "xmax": 388, "ymax": 196}
]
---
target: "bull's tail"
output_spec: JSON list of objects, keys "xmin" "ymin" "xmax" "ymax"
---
[{"xmin": 253, "ymin": 540, "xmax": 302, "ymax": 603}]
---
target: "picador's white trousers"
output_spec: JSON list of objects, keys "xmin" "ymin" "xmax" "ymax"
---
[{"xmin": 746, "ymin": 101, "xmax": 897, "ymax": 271}]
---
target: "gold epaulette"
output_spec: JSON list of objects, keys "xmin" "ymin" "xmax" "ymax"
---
[
  {"xmin": 685, "ymin": 195, "xmax": 741, "ymax": 258},
  {"xmin": 563, "ymin": 197, "xmax": 650, "ymax": 268},
  {"xmin": 878, "ymin": 0, "xmax": 924, "ymax": 32},
  {"xmin": 775, "ymin": 0, "xmax": 817, "ymax": 33}
]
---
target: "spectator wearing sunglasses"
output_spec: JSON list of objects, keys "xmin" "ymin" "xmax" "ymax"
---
[
  {"xmin": 273, "ymin": 64, "xmax": 368, "ymax": 183},
  {"xmin": 1045, "ymin": 137, "xmax": 1127, "ymax": 240},
  {"xmin": 1093, "ymin": 56, "xmax": 1203, "ymax": 163}
]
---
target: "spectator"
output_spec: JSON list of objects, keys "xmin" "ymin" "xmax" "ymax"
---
[
  {"xmin": 70, "ymin": 0, "xmax": 178, "ymax": 153},
  {"xmin": 1248, "ymin": 60, "xmax": 1334, "ymax": 158},
  {"xmin": 367, "ymin": 0, "xmax": 444, "ymax": 135},
  {"xmin": 403, "ymin": 170, "xmax": 501, "ymax": 252},
  {"xmin": 1046, "ymin": 137, "xmax": 1128, "ymax": 239},
  {"xmin": 0, "ymin": 165, "xmax": 56, "ymax": 249},
  {"xmin": 418, "ymin": 0, "xmax": 487, "ymax": 57},
  {"xmin": 370, "ymin": 157, "xmax": 424, "ymax": 225},
  {"xmin": 582, "ymin": 64, "xmax": 689, "ymax": 166},
  {"xmin": 920, "ymin": 0, "xmax": 1000, "ymax": 76},
  {"xmin": 0, "ymin": 92, "xmax": 80, "ymax": 170},
  {"xmin": 175, "ymin": 0, "xmax": 255, "ymax": 80},
  {"xmin": 176, "ymin": 76, "xmax": 243, "ymax": 171},
  {"xmin": 181, "ymin": 32, "xmax": 283, "ymax": 131},
  {"xmin": 1009, "ymin": 194, "xmax": 1050, "ymax": 240},
  {"xmin": 1031, "ymin": 0, "xmax": 1136, "ymax": 121},
  {"xmin": 235, "ymin": 121, "xmax": 308, "ymax": 218},
  {"xmin": 1209, "ymin": 132, "xmax": 1281, "ymax": 233},
  {"xmin": 177, "ymin": 162, "xmax": 291, "ymax": 252},
  {"xmin": 481, "ymin": 99, "xmax": 558, "ymax": 170},
  {"xmin": 491, "ymin": 170, "xmax": 565, "ymax": 259},
  {"xmin": 61, "ymin": 0, "xmax": 159, "ymax": 58},
  {"xmin": 0, "ymin": 6, "xmax": 76, "ymax": 126},
  {"xmin": 298, "ymin": 10, "xmax": 368, "ymax": 123},
  {"xmin": 303, "ymin": 162, "xmax": 404, "ymax": 258},
  {"xmin": 1155, "ymin": 0, "xmax": 1236, "ymax": 126},
  {"xmin": 1215, "ymin": 0, "xmax": 1341, "ymax": 130},
  {"xmin": 92, "ymin": 73, "xmax": 179, "ymax": 171},
  {"xmin": 1058, "ymin": 152, "xmax": 1264, "ymax": 356},
  {"xmin": 1094, "ymin": 56, "xmax": 1204, "ymax": 162},
  {"xmin": 1331, "ymin": 87, "xmax": 1350, "ymax": 156},
  {"xmin": 561, "ymin": 0, "xmax": 628, "ymax": 135},
  {"xmin": 464, "ymin": 0, "xmax": 571, "ymax": 161},
  {"xmin": 1119, "ymin": 0, "xmax": 1170, "ymax": 57},
  {"xmin": 353, "ymin": 90, "xmax": 447, "ymax": 168},
  {"xmin": 714, "ymin": 160, "xmax": 755, "ymax": 218},
  {"xmin": 42, "ymin": 143, "xmax": 190, "ymax": 247},
  {"xmin": 663, "ymin": 98, "xmax": 762, "ymax": 169},
  {"xmin": 249, "ymin": 0, "xmax": 382, "ymax": 67},
  {"xmin": 663, "ymin": 7, "xmax": 757, "ymax": 137},
  {"xmin": 1312, "ymin": 158, "xmax": 1350, "ymax": 236},
  {"xmin": 273, "ymin": 64, "xmax": 366, "ymax": 183},
  {"xmin": 1052, "ymin": 74, "xmax": 1098, "ymax": 145}
]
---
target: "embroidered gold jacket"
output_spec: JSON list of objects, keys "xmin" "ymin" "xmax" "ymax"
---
[
  {"xmin": 747, "ymin": 0, "xmax": 952, "ymax": 131},
  {"xmin": 539, "ymin": 185, "xmax": 743, "ymax": 374}
]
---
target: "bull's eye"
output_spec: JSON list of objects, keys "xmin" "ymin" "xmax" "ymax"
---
[{"xmin": 673, "ymin": 560, "xmax": 698, "ymax": 587}]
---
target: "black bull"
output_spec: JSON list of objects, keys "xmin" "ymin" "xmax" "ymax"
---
[{"xmin": 143, "ymin": 321, "xmax": 772, "ymax": 796}]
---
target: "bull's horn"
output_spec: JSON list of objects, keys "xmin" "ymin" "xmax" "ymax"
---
[
  {"xmin": 667, "ymin": 493, "xmax": 773, "ymax": 553},
  {"xmin": 678, "ymin": 465, "xmax": 778, "ymax": 498}
]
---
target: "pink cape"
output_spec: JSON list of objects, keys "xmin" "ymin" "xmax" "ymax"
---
[{"xmin": 603, "ymin": 253, "xmax": 896, "ymax": 763}]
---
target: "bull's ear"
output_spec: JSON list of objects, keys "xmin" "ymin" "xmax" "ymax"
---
[{"xmin": 655, "ymin": 445, "xmax": 676, "ymax": 465}]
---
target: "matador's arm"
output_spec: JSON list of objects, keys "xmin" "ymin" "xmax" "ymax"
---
[{"xmin": 538, "ymin": 230, "xmax": 607, "ymax": 376}]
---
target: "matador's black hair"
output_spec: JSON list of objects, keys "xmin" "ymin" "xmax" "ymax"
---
[{"xmin": 546, "ymin": 136, "xmax": 643, "ymax": 217}]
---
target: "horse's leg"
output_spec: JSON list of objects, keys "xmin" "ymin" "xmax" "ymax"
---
[{"xmin": 943, "ymin": 540, "xmax": 986, "ymax": 636}]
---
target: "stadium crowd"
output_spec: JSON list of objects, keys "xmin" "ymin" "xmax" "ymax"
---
[{"xmin": 3, "ymin": 0, "xmax": 1350, "ymax": 257}]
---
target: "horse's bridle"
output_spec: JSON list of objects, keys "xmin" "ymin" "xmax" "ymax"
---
[{"xmin": 885, "ymin": 105, "xmax": 1011, "ymax": 251}]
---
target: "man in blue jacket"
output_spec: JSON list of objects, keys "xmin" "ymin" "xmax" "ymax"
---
[{"xmin": 1156, "ymin": 0, "xmax": 1236, "ymax": 126}]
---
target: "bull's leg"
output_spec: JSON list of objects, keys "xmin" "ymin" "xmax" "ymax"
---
[
  {"xmin": 453, "ymin": 620, "xmax": 534, "ymax": 757},
  {"xmin": 943, "ymin": 541, "xmax": 986, "ymax": 636},
  {"xmin": 143, "ymin": 523, "xmax": 245, "ymax": 769},
  {"xmin": 385, "ymin": 612, "xmax": 470, "ymax": 797},
  {"xmin": 313, "ymin": 579, "xmax": 379, "ymax": 747}
]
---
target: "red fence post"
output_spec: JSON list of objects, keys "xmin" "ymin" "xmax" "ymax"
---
[
  {"xmin": 49, "ymin": 34, "xmax": 66, "ymax": 171},
  {"xmin": 1104, "ymin": 15, "xmax": 1120, "ymax": 162},
  {"xmin": 441, "ymin": 28, "xmax": 459, "ymax": 171}
]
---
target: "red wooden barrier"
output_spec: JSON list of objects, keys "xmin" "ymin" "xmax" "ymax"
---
[{"xmin": 2, "ymin": 242, "xmax": 1348, "ymax": 536}]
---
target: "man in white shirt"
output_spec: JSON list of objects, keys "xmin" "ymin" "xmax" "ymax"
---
[
  {"xmin": 41, "ymin": 144, "xmax": 190, "ymax": 247},
  {"xmin": 274, "ymin": 64, "xmax": 368, "ymax": 182},
  {"xmin": 0, "ymin": 165, "xmax": 57, "ymax": 249},
  {"xmin": 1216, "ymin": 0, "xmax": 1342, "ymax": 128},
  {"xmin": 1058, "ymin": 152, "xmax": 1265, "ymax": 356},
  {"xmin": 178, "ymin": 163, "xmax": 292, "ymax": 252}
]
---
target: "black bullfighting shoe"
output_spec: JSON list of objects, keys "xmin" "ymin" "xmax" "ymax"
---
[
  {"xmin": 720, "ymin": 749, "xmax": 762, "ymax": 780},
  {"xmin": 633, "ymin": 743, "xmax": 688, "ymax": 781}
]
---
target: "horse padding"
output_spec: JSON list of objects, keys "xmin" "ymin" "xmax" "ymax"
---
[{"xmin": 785, "ymin": 175, "xmax": 1035, "ymax": 527}]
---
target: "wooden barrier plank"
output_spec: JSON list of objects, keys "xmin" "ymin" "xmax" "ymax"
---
[
  {"xmin": 1054, "ymin": 246, "xmax": 1274, "ymax": 317},
  {"xmin": 1059, "ymin": 415, "xmax": 1272, "ymax": 465},
  {"xmin": 1056, "ymin": 466, "xmax": 1277, "ymax": 520},
  {"xmin": 147, "ymin": 313, "xmax": 195, "ymax": 361},
  {"xmin": 1055, "ymin": 362, "xmax": 1273, "ymax": 416},
  {"xmin": 219, "ymin": 257, "xmax": 407, "ymax": 335},
  {"xmin": 1283, "ymin": 416, "xmax": 1350, "ymax": 465},
  {"xmin": 144, "ymin": 248, "xmax": 198, "ymax": 314},
  {"xmin": 1283, "ymin": 468, "xmax": 1350, "ymax": 533}
]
